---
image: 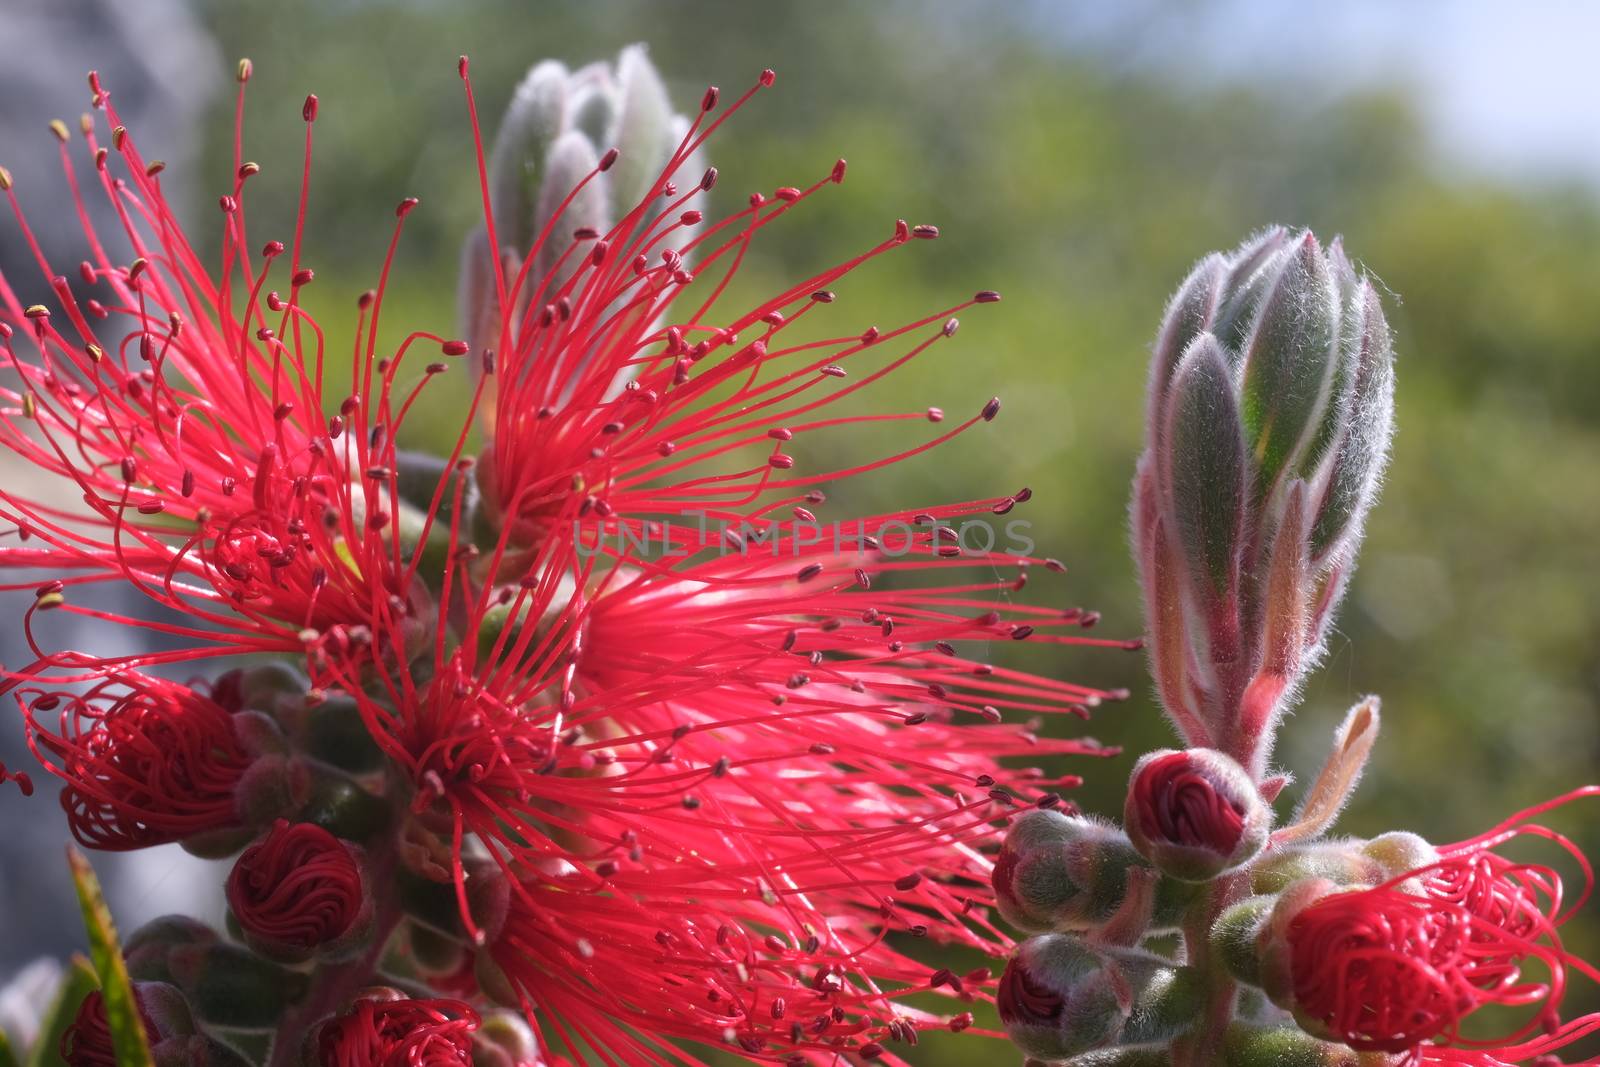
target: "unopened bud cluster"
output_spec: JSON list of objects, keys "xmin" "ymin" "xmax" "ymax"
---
[{"xmin": 1133, "ymin": 228, "xmax": 1395, "ymax": 774}]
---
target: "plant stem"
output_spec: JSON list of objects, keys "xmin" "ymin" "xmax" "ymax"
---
[{"xmin": 1170, "ymin": 870, "xmax": 1247, "ymax": 1067}]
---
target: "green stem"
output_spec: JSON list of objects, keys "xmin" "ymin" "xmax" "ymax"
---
[{"xmin": 1170, "ymin": 870, "xmax": 1247, "ymax": 1067}]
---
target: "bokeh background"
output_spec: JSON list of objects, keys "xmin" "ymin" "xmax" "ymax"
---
[{"xmin": 2, "ymin": 0, "xmax": 1597, "ymax": 1061}]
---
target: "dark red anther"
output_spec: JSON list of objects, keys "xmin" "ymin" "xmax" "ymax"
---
[
  {"xmin": 820, "ymin": 365, "xmax": 846, "ymax": 379},
  {"xmin": 700, "ymin": 166, "xmax": 718, "ymax": 191},
  {"xmin": 1044, "ymin": 558, "xmax": 1065, "ymax": 572},
  {"xmin": 440, "ymin": 339, "xmax": 469, "ymax": 357},
  {"xmin": 1010, "ymin": 625, "xmax": 1035, "ymax": 640},
  {"xmin": 759, "ymin": 69, "xmax": 776, "ymax": 87},
  {"xmin": 457, "ymin": 55, "xmax": 470, "ymax": 78},
  {"xmin": 775, "ymin": 186, "xmax": 802, "ymax": 202},
  {"xmin": 291, "ymin": 268, "xmax": 314, "ymax": 287},
  {"xmin": 302, "ymin": 94, "xmax": 319, "ymax": 122},
  {"xmin": 797, "ymin": 563, "xmax": 823, "ymax": 583},
  {"xmin": 137, "ymin": 501, "xmax": 164, "ymax": 515},
  {"xmin": 893, "ymin": 219, "xmax": 910, "ymax": 242},
  {"xmin": 274, "ymin": 402, "xmax": 293, "ymax": 421},
  {"xmin": 238, "ymin": 161, "xmax": 260, "ymax": 180},
  {"xmin": 975, "ymin": 289, "xmax": 1001, "ymax": 303},
  {"xmin": 992, "ymin": 498, "xmax": 1016, "ymax": 515},
  {"xmin": 396, "ymin": 197, "xmax": 419, "ymax": 218},
  {"xmin": 701, "ymin": 86, "xmax": 719, "ymax": 112},
  {"xmin": 905, "ymin": 712, "xmax": 928, "ymax": 726},
  {"xmin": 894, "ymin": 872, "xmax": 923, "ymax": 892},
  {"xmin": 830, "ymin": 158, "xmax": 847, "ymax": 183},
  {"xmin": 262, "ymin": 240, "xmax": 285, "ymax": 259},
  {"xmin": 912, "ymin": 224, "xmax": 940, "ymax": 239},
  {"xmin": 181, "ymin": 470, "xmax": 195, "ymax": 497},
  {"xmin": 1015, "ymin": 487, "xmax": 1033, "ymax": 503},
  {"xmin": 943, "ymin": 318, "xmax": 960, "ymax": 337},
  {"xmin": 768, "ymin": 454, "xmax": 794, "ymax": 470},
  {"xmin": 854, "ymin": 567, "xmax": 870, "ymax": 589},
  {"xmin": 598, "ymin": 147, "xmax": 619, "ymax": 171},
  {"xmin": 120, "ymin": 457, "xmax": 136, "ymax": 483},
  {"xmin": 591, "ymin": 240, "xmax": 609, "ymax": 266},
  {"xmin": 748, "ymin": 191, "xmax": 766, "ymax": 208},
  {"xmin": 680, "ymin": 209, "xmax": 703, "ymax": 226},
  {"xmin": 219, "ymin": 195, "xmax": 238, "ymax": 214},
  {"xmin": 982, "ymin": 397, "xmax": 1001, "ymax": 421}
]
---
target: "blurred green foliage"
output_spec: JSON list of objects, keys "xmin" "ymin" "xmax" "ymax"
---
[{"xmin": 188, "ymin": 1, "xmax": 1600, "ymax": 1060}]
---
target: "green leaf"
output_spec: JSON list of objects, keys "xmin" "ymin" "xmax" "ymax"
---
[
  {"xmin": 66, "ymin": 848, "xmax": 155, "ymax": 1067},
  {"xmin": 25, "ymin": 955, "xmax": 97, "ymax": 1067},
  {"xmin": 0, "ymin": 1028, "xmax": 18, "ymax": 1067}
]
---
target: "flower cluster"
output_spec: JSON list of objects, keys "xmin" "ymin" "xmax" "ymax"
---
[
  {"xmin": 993, "ymin": 232, "xmax": 1600, "ymax": 1067},
  {"xmin": 0, "ymin": 47, "xmax": 1126, "ymax": 1065}
]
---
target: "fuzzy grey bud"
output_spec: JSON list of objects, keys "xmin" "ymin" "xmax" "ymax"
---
[
  {"xmin": 993, "ymin": 809, "xmax": 1196, "ymax": 934},
  {"xmin": 998, "ymin": 935, "xmax": 1203, "ymax": 1060},
  {"xmin": 1133, "ymin": 229, "xmax": 1395, "ymax": 771}
]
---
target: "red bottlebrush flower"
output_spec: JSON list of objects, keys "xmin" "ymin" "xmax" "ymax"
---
[
  {"xmin": 1123, "ymin": 747, "xmax": 1268, "ymax": 881},
  {"xmin": 60, "ymin": 988, "xmax": 158, "ymax": 1067},
  {"xmin": 317, "ymin": 995, "xmax": 478, "ymax": 1067},
  {"xmin": 1274, "ymin": 789, "xmax": 1600, "ymax": 1062},
  {"xmin": 20, "ymin": 671, "xmax": 253, "ymax": 850},
  {"xmin": 226, "ymin": 818, "xmax": 365, "ymax": 954},
  {"xmin": 318, "ymin": 506, "xmax": 1123, "ymax": 1057}
]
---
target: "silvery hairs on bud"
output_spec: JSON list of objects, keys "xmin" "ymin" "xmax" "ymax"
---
[
  {"xmin": 1132, "ymin": 228, "xmax": 1395, "ymax": 772},
  {"xmin": 458, "ymin": 45, "xmax": 700, "ymax": 393}
]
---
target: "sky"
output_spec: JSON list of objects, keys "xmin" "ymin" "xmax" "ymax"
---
[{"xmin": 1028, "ymin": 0, "xmax": 1600, "ymax": 189}]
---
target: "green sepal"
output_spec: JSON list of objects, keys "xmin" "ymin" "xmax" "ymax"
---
[{"xmin": 66, "ymin": 848, "xmax": 155, "ymax": 1067}]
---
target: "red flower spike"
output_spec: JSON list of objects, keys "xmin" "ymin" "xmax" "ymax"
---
[
  {"xmin": 226, "ymin": 819, "xmax": 365, "ymax": 953},
  {"xmin": 317, "ymin": 995, "xmax": 479, "ymax": 1067},
  {"xmin": 20, "ymin": 672, "xmax": 253, "ymax": 850}
]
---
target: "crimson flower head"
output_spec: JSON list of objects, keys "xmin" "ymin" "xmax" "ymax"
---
[
  {"xmin": 1123, "ymin": 747, "xmax": 1269, "ymax": 882},
  {"xmin": 1258, "ymin": 790, "xmax": 1600, "ymax": 1062},
  {"xmin": 21, "ymin": 671, "xmax": 255, "ymax": 850},
  {"xmin": 317, "ymin": 995, "xmax": 479, "ymax": 1067},
  {"xmin": 226, "ymin": 818, "xmax": 367, "ymax": 957}
]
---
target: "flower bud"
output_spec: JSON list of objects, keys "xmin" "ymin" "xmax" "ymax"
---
[
  {"xmin": 225, "ymin": 819, "xmax": 369, "ymax": 961},
  {"xmin": 25, "ymin": 676, "xmax": 257, "ymax": 852},
  {"xmin": 1360, "ymin": 831, "xmax": 1438, "ymax": 879},
  {"xmin": 993, "ymin": 809, "xmax": 1196, "ymax": 934},
  {"xmin": 296, "ymin": 772, "xmax": 393, "ymax": 842},
  {"xmin": 60, "ymin": 983, "xmax": 196, "ymax": 1066},
  {"xmin": 124, "ymin": 914, "xmax": 218, "ymax": 985},
  {"xmin": 1133, "ymin": 230, "xmax": 1394, "ymax": 766},
  {"xmin": 997, "ymin": 934, "xmax": 1202, "ymax": 1060},
  {"xmin": 467, "ymin": 46, "xmax": 694, "ymax": 354},
  {"xmin": 289, "ymin": 691, "xmax": 387, "ymax": 774},
  {"xmin": 1250, "ymin": 841, "xmax": 1385, "ymax": 896},
  {"xmin": 230, "ymin": 753, "xmax": 312, "ymax": 829},
  {"xmin": 165, "ymin": 942, "xmax": 309, "ymax": 1029},
  {"xmin": 316, "ymin": 995, "xmax": 479, "ymax": 1066},
  {"xmin": 472, "ymin": 1010, "xmax": 540, "ymax": 1067},
  {"xmin": 1124, "ymin": 748, "xmax": 1269, "ymax": 882}
]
